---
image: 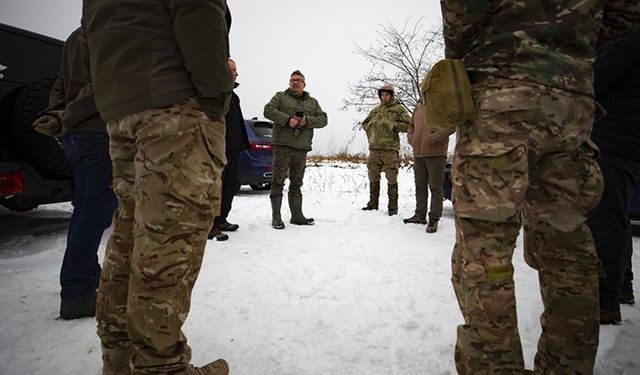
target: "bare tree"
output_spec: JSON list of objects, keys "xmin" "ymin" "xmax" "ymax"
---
[
  {"xmin": 341, "ymin": 19, "xmax": 443, "ymax": 163},
  {"xmin": 342, "ymin": 19, "xmax": 443, "ymax": 119}
]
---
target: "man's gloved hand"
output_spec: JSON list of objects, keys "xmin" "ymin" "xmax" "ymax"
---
[{"xmin": 32, "ymin": 110, "xmax": 69, "ymax": 137}]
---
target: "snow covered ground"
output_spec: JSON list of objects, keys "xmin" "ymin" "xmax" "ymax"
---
[{"xmin": 1, "ymin": 162, "xmax": 639, "ymax": 375}]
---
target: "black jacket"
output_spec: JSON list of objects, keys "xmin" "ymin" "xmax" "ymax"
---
[
  {"xmin": 591, "ymin": 30, "xmax": 640, "ymax": 162},
  {"xmin": 224, "ymin": 84, "xmax": 250, "ymax": 153},
  {"xmin": 47, "ymin": 27, "xmax": 105, "ymax": 133}
]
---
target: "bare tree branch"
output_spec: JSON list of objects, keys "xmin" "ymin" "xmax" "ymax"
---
[{"xmin": 342, "ymin": 19, "xmax": 443, "ymax": 119}]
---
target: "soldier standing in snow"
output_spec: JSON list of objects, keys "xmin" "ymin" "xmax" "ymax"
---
[
  {"xmin": 264, "ymin": 70, "xmax": 328, "ymax": 230},
  {"xmin": 361, "ymin": 84, "xmax": 410, "ymax": 216},
  {"xmin": 83, "ymin": 0, "xmax": 233, "ymax": 373},
  {"xmin": 442, "ymin": 0, "xmax": 606, "ymax": 373}
]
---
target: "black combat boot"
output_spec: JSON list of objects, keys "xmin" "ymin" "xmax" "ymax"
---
[
  {"xmin": 60, "ymin": 290, "xmax": 97, "ymax": 320},
  {"xmin": 387, "ymin": 183, "xmax": 398, "ymax": 216},
  {"xmin": 600, "ymin": 308, "xmax": 622, "ymax": 325},
  {"xmin": 289, "ymin": 195, "xmax": 315, "ymax": 225},
  {"xmin": 619, "ymin": 290, "xmax": 635, "ymax": 305},
  {"xmin": 403, "ymin": 213, "xmax": 427, "ymax": 224},
  {"xmin": 426, "ymin": 217, "xmax": 439, "ymax": 233},
  {"xmin": 620, "ymin": 281, "xmax": 634, "ymax": 304},
  {"xmin": 219, "ymin": 221, "xmax": 239, "ymax": 232},
  {"xmin": 271, "ymin": 196, "xmax": 285, "ymax": 229},
  {"xmin": 207, "ymin": 224, "xmax": 229, "ymax": 241},
  {"xmin": 362, "ymin": 181, "xmax": 380, "ymax": 210}
]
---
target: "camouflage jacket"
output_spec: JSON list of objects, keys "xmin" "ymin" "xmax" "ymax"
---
[
  {"xmin": 362, "ymin": 99, "xmax": 410, "ymax": 151},
  {"xmin": 263, "ymin": 88, "xmax": 328, "ymax": 151},
  {"xmin": 440, "ymin": 0, "xmax": 606, "ymax": 96},
  {"xmin": 47, "ymin": 27, "xmax": 104, "ymax": 133},
  {"xmin": 82, "ymin": 0, "xmax": 233, "ymax": 121}
]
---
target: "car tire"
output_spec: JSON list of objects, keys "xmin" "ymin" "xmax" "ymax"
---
[
  {"xmin": 10, "ymin": 73, "xmax": 73, "ymax": 179},
  {"xmin": 250, "ymin": 182, "xmax": 271, "ymax": 191}
]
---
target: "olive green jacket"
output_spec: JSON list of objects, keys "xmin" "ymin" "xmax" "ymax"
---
[
  {"xmin": 82, "ymin": 0, "xmax": 233, "ymax": 121},
  {"xmin": 263, "ymin": 89, "xmax": 328, "ymax": 151},
  {"xmin": 362, "ymin": 99, "xmax": 410, "ymax": 151}
]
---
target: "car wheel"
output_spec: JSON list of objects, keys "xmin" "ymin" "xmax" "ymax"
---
[
  {"xmin": 250, "ymin": 182, "xmax": 271, "ymax": 191},
  {"xmin": 10, "ymin": 73, "xmax": 73, "ymax": 179}
]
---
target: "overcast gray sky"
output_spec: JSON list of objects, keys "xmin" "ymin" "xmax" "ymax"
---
[{"xmin": 0, "ymin": 0, "xmax": 443, "ymax": 154}]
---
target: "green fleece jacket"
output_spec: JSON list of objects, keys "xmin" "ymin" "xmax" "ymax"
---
[
  {"xmin": 263, "ymin": 89, "xmax": 328, "ymax": 151},
  {"xmin": 82, "ymin": 0, "xmax": 233, "ymax": 121},
  {"xmin": 362, "ymin": 99, "xmax": 410, "ymax": 151}
]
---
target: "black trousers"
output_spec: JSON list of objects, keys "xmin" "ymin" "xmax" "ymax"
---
[
  {"xmin": 214, "ymin": 150, "xmax": 241, "ymax": 225},
  {"xmin": 586, "ymin": 153, "xmax": 640, "ymax": 311}
]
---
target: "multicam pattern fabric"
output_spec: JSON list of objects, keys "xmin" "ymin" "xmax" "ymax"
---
[
  {"xmin": 97, "ymin": 98, "xmax": 226, "ymax": 374},
  {"xmin": 362, "ymin": 99, "xmax": 410, "ymax": 151},
  {"xmin": 450, "ymin": 76, "xmax": 603, "ymax": 374},
  {"xmin": 367, "ymin": 149, "xmax": 401, "ymax": 210},
  {"xmin": 270, "ymin": 145, "xmax": 309, "ymax": 198},
  {"xmin": 440, "ymin": 0, "xmax": 606, "ymax": 95}
]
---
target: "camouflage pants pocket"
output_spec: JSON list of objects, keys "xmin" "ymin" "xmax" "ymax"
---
[
  {"xmin": 452, "ymin": 145, "xmax": 528, "ymax": 222},
  {"xmin": 453, "ymin": 84, "xmax": 532, "ymax": 223}
]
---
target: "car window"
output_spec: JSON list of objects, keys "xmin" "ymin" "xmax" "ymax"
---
[{"xmin": 251, "ymin": 121, "xmax": 273, "ymax": 138}]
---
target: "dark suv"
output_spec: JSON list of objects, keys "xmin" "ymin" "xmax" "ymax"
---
[
  {"xmin": 1, "ymin": 23, "xmax": 74, "ymax": 211},
  {"xmin": 238, "ymin": 118, "xmax": 273, "ymax": 190}
]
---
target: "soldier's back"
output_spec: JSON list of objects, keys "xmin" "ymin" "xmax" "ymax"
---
[{"xmin": 443, "ymin": 0, "xmax": 606, "ymax": 95}]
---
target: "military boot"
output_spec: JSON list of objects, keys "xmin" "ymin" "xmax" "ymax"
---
[
  {"xmin": 271, "ymin": 196, "xmax": 285, "ymax": 229},
  {"xmin": 289, "ymin": 195, "xmax": 315, "ymax": 225},
  {"xmin": 426, "ymin": 217, "xmax": 439, "ymax": 233},
  {"xmin": 186, "ymin": 358, "xmax": 229, "ymax": 375},
  {"xmin": 207, "ymin": 224, "xmax": 229, "ymax": 241},
  {"xmin": 403, "ymin": 213, "xmax": 427, "ymax": 224},
  {"xmin": 619, "ymin": 290, "xmax": 635, "ymax": 305},
  {"xmin": 60, "ymin": 290, "xmax": 97, "ymax": 320},
  {"xmin": 600, "ymin": 308, "xmax": 622, "ymax": 325},
  {"xmin": 387, "ymin": 183, "xmax": 398, "ymax": 216},
  {"xmin": 362, "ymin": 181, "xmax": 380, "ymax": 210}
]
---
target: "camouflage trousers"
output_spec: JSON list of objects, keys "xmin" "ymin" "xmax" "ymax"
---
[
  {"xmin": 451, "ymin": 77, "xmax": 603, "ymax": 374},
  {"xmin": 367, "ymin": 148, "xmax": 399, "ymax": 185},
  {"xmin": 98, "ymin": 98, "xmax": 226, "ymax": 374},
  {"xmin": 270, "ymin": 145, "xmax": 308, "ymax": 198}
]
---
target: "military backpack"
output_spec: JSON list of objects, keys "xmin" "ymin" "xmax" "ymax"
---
[{"xmin": 420, "ymin": 59, "xmax": 474, "ymax": 132}]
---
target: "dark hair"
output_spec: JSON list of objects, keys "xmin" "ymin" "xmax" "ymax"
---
[{"xmin": 291, "ymin": 70, "xmax": 305, "ymax": 80}]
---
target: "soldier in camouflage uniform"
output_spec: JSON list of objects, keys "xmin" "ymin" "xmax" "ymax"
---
[
  {"xmin": 361, "ymin": 84, "xmax": 410, "ymax": 216},
  {"xmin": 83, "ymin": 0, "xmax": 233, "ymax": 373},
  {"xmin": 441, "ymin": 1, "xmax": 606, "ymax": 373},
  {"xmin": 264, "ymin": 70, "xmax": 328, "ymax": 229}
]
